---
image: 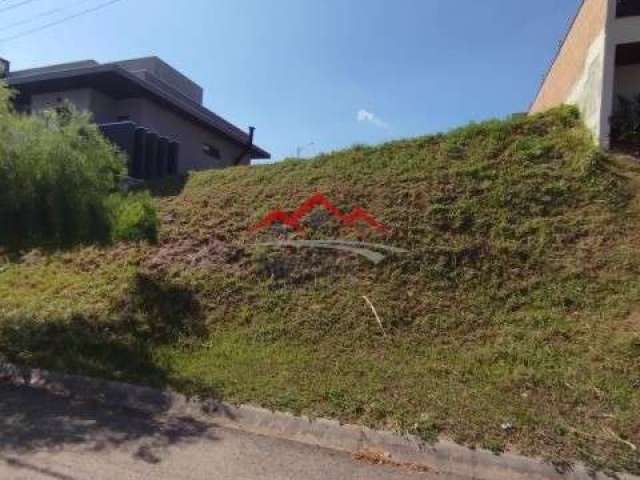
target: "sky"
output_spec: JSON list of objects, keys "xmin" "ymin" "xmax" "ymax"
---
[{"xmin": 0, "ymin": 0, "xmax": 580, "ymax": 162}]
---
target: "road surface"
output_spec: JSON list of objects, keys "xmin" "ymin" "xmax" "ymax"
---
[{"xmin": 0, "ymin": 383, "xmax": 434, "ymax": 480}]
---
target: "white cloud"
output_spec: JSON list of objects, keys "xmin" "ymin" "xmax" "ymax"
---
[{"xmin": 357, "ymin": 109, "xmax": 389, "ymax": 129}]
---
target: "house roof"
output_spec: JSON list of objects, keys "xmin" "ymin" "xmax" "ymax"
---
[{"xmin": 6, "ymin": 62, "xmax": 270, "ymax": 160}]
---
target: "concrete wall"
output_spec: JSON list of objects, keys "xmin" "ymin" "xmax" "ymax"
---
[
  {"xmin": 530, "ymin": 0, "xmax": 611, "ymax": 143},
  {"xmin": 600, "ymin": 10, "xmax": 640, "ymax": 147},
  {"xmin": 31, "ymin": 88, "xmax": 92, "ymax": 113},
  {"xmin": 90, "ymin": 89, "xmax": 117, "ymax": 124},
  {"xmin": 608, "ymin": 16, "xmax": 640, "ymax": 120},
  {"xmin": 130, "ymin": 98, "xmax": 248, "ymax": 171},
  {"xmin": 614, "ymin": 63, "xmax": 640, "ymax": 99},
  {"xmin": 531, "ymin": 0, "xmax": 609, "ymax": 112},
  {"xmin": 566, "ymin": 31, "xmax": 607, "ymax": 141},
  {"xmin": 115, "ymin": 98, "xmax": 145, "ymax": 124},
  {"xmin": 32, "ymin": 88, "xmax": 118, "ymax": 126},
  {"xmin": 610, "ymin": 14, "xmax": 640, "ymax": 44},
  {"xmin": 608, "ymin": 16, "xmax": 640, "ymax": 101}
]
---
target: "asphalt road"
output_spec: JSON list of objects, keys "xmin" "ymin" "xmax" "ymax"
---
[{"xmin": 0, "ymin": 383, "xmax": 435, "ymax": 480}]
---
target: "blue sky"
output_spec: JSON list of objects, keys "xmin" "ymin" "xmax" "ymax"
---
[{"xmin": 0, "ymin": 0, "xmax": 580, "ymax": 161}]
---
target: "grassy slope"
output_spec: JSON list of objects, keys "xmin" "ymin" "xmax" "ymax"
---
[{"xmin": 2, "ymin": 107, "xmax": 640, "ymax": 473}]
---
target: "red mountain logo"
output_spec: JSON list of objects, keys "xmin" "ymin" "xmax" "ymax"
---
[{"xmin": 252, "ymin": 193, "xmax": 388, "ymax": 233}]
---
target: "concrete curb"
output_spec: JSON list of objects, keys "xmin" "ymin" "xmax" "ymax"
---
[{"xmin": 1, "ymin": 361, "xmax": 637, "ymax": 480}]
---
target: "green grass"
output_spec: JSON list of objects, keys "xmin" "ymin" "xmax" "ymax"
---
[{"xmin": 2, "ymin": 106, "xmax": 640, "ymax": 474}]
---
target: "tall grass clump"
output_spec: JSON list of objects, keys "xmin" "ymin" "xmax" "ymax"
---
[
  {"xmin": 107, "ymin": 192, "xmax": 159, "ymax": 243},
  {"xmin": 0, "ymin": 84, "xmax": 158, "ymax": 249}
]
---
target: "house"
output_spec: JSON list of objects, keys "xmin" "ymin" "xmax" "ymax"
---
[
  {"xmin": 0, "ymin": 57, "xmax": 270, "ymax": 178},
  {"xmin": 531, "ymin": 0, "xmax": 640, "ymax": 148}
]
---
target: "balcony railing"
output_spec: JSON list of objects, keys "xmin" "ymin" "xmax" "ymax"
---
[{"xmin": 618, "ymin": 0, "xmax": 640, "ymax": 17}]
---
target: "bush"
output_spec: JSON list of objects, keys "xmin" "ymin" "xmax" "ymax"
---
[
  {"xmin": 0, "ymin": 87, "xmax": 125, "ymax": 248},
  {"xmin": 108, "ymin": 192, "xmax": 159, "ymax": 243},
  {"xmin": 0, "ymin": 84, "xmax": 159, "ymax": 249}
]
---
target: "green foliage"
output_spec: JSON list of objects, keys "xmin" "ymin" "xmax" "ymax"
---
[
  {"xmin": 0, "ymin": 84, "xmax": 12, "ymax": 118},
  {"xmin": 108, "ymin": 192, "xmax": 159, "ymax": 243},
  {"xmin": 0, "ymin": 87, "xmax": 126, "ymax": 249},
  {"xmin": 0, "ymin": 84, "xmax": 159, "ymax": 249}
]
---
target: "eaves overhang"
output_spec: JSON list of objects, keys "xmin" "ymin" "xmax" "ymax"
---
[{"xmin": 6, "ymin": 64, "xmax": 271, "ymax": 160}]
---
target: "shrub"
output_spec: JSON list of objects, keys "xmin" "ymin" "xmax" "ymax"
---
[
  {"xmin": 0, "ymin": 88, "xmax": 126, "ymax": 249},
  {"xmin": 0, "ymin": 84, "xmax": 159, "ymax": 249},
  {"xmin": 108, "ymin": 192, "xmax": 159, "ymax": 243}
]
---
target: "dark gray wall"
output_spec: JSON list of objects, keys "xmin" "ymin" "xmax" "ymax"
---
[
  {"xmin": 126, "ymin": 96, "xmax": 248, "ymax": 171},
  {"xmin": 29, "ymin": 88, "xmax": 248, "ymax": 172}
]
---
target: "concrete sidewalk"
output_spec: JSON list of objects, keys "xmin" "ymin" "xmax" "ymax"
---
[{"xmin": 0, "ymin": 383, "xmax": 434, "ymax": 480}]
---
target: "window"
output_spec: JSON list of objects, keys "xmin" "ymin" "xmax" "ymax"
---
[
  {"xmin": 617, "ymin": 0, "xmax": 640, "ymax": 17},
  {"xmin": 117, "ymin": 115, "xmax": 131, "ymax": 122},
  {"xmin": 203, "ymin": 143, "xmax": 221, "ymax": 159}
]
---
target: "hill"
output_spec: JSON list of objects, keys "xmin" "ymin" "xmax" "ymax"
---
[{"xmin": 1, "ymin": 106, "xmax": 640, "ymax": 473}]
